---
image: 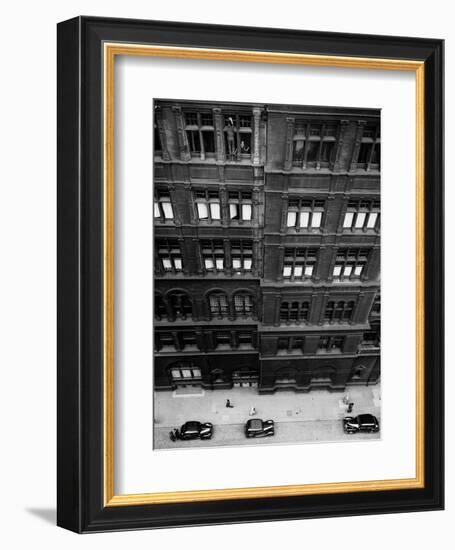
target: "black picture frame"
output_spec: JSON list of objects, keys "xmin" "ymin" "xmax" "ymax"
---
[{"xmin": 57, "ymin": 16, "xmax": 444, "ymax": 533}]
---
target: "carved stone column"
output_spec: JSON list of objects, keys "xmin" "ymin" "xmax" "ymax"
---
[
  {"xmin": 172, "ymin": 106, "xmax": 191, "ymax": 161},
  {"xmin": 155, "ymin": 106, "xmax": 170, "ymax": 160},
  {"xmin": 213, "ymin": 108, "xmax": 225, "ymax": 162},
  {"xmin": 349, "ymin": 120, "xmax": 366, "ymax": 172},
  {"xmin": 252, "ymin": 108, "xmax": 262, "ymax": 165},
  {"xmin": 333, "ymin": 120, "xmax": 349, "ymax": 172},
  {"xmin": 283, "ymin": 117, "xmax": 295, "ymax": 171}
]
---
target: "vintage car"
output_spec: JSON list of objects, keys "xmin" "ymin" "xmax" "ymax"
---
[
  {"xmin": 178, "ymin": 421, "xmax": 213, "ymax": 440},
  {"xmin": 245, "ymin": 418, "xmax": 275, "ymax": 438},
  {"xmin": 343, "ymin": 414, "xmax": 380, "ymax": 434}
]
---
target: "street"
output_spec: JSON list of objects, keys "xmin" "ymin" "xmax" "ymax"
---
[{"xmin": 153, "ymin": 385, "xmax": 381, "ymax": 450}]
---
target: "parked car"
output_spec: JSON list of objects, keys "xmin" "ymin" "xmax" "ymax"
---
[
  {"xmin": 178, "ymin": 421, "xmax": 213, "ymax": 440},
  {"xmin": 245, "ymin": 418, "xmax": 275, "ymax": 438},
  {"xmin": 343, "ymin": 414, "xmax": 380, "ymax": 434}
]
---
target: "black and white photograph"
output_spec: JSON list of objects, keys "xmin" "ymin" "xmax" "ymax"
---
[{"xmin": 153, "ymin": 99, "xmax": 381, "ymax": 450}]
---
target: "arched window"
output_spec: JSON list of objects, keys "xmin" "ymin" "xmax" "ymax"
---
[
  {"xmin": 234, "ymin": 292, "xmax": 254, "ymax": 317},
  {"xmin": 154, "ymin": 294, "xmax": 167, "ymax": 320},
  {"xmin": 168, "ymin": 292, "xmax": 192, "ymax": 320},
  {"xmin": 208, "ymin": 292, "xmax": 229, "ymax": 318},
  {"xmin": 311, "ymin": 366, "xmax": 335, "ymax": 382}
]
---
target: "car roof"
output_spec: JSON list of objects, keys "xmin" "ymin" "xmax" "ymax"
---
[
  {"xmin": 183, "ymin": 421, "xmax": 201, "ymax": 431},
  {"xmin": 247, "ymin": 419, "xmax": 263, "ymax": 430},
  {"xmin": 358, "ymin": 414, "xmax": 376, "ymax": 424}
]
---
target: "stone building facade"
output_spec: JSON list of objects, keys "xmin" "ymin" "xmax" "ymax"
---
[{"xmin": 153, "ymin": 99, "xmax": 380, "ymax": 393}]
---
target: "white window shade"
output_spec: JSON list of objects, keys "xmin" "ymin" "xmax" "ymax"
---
[
  {"xmin": 304, "ymin": 265, "xmax": 314, "ymax": 276},
  {"xmin": 244, "ymin": 259, "xmax": 252, "ymax": 270},
  {"xmin": 162, "ymin": 258, "xmax": 172, "ymax": 270},
  {"xmin": 311, "ymin": 211, "xmax": 322, "ymax": 228},
  {"xmin": 229, "ymin": 203, "xmax": 239, "ymax": 219},
  {"xmin": 210, "ymin": 202, "xmax": 221, "ymax": 220},
  {"xmin": 343, "ymin": 212, "xmax": 354, "ymax": 228},
  {"xmin": 354, "ymin": 265, "xmax": 364, "ymax": 276},
  {"xmin": 232, "ymin": 258, "xmax": 241, "ymax": 269},
  {"xmin": 242, "ymin": 204, "xmax": 252, "ymax": 220},
  {"xmin": 204, "ymin": 258, "xmax": 214, "ymax": 269},
  {"xmin": 287, "ymin": 211, "xmax": 297, "ymax": 227},
  {"xmin": 299, "ymin": 211, "xmax": 310, "ymax": 228},
  {"xmin": 197, "ymin": 202, "xmax": 209, "ymax": 219},
  {"xmin": 162, "ymin": 201, "xmax": 174, "ymax": 219},
  {"xmin": 173, "ymin": 258, "xmax": 182, "ymax": 270},
  {"xmin": 355, "ymin": 212, "xmax": 366, "ymax": 228},
  {"xmin": 344, "ymin": 265, "xmax": 353, "ymax": 276},
  {"xmin": 283, "ymin": 266, "xmax": 292, "ymax": 277},
  {"xmin": 215, "ymin": 258, "xmax": 224, "ymax": 269},
  {"xmin": 154, "ymin": 201, "xmax": 160, "ymax": 218},
  {"xmin": 294, "ymin": 265, "xmax": 303, "ymax": 277},
  {"xmin": 367, "ymin": 212, "xmax": 378, "ymax": 228},
  {"xmin": 333, "ymin": 265, "xmax": 342, "ymax": 277}
]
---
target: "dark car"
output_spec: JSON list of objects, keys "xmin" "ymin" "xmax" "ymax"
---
[
  {"xmin": 245, "ymin": 418, "xmax": 275, "ymax": 438},
  {"xmin": 343, "ymin": 414, "xmax": 380, "ymax": 434},
  {"xmin": 179, "ymin": 421, "xmax": 213, "ymax": 440}
]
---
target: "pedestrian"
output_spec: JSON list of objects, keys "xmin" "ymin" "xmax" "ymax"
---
[
  {"xmin": 249, "ymin": 406, "xmax": 257, "ymax": 416},
  {"xmin": 347, "ymin": 402, "xmax": 354, "ymax": 413},
  {"xmin": 226, "ymin": 399, "xmax": 234, "ymax": 408}
]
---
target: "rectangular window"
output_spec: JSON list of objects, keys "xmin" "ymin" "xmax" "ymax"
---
[
  {"xmin": 332, "ymin": 248, "xmax": 369, "ymax": 280},
  {"xmin": 184, "ymin": 111, "xmax": 215, "ymax": 159},
  {"xmin": 157, "ymin": 332, "xmax": 175, "ymax": 351},
  {"xmin": 228, "ymin": 190, "xmax": 253, "ymax": 222},
  {"xmin": 180, "ymin": 332, "xmax": 198, "ymax": 350},
  {"xmin": 215, "ymin": 331, "xmax": 232, "ymax": 348},
  {"xmin": 194, "ymin": 189, "xmax": 221, "ymax": 223},
  {"xmin": 156, "ymin": 239, "xmax": 183, "ymax": 273},
  {"xmin": 292, "ymin": 121, "xmax": 338, "ymax": 168},
  {"xmin": 230, "ymin": 240, "xmax": 253, "ymax": 273},
  {"xmin": 282, "ymin": 248, "xmax": 317, "ymax": 280},
  {"xmin": 356, "ymin": 124, "xmax": 380, "ymax": 170},
  {"xmin": 201, "ymin": 240, "xmax": 225, "ymax": 273},
  {"xmin": 324, "ymin": 301, "xmax": 355, "ymax": 323},
  {"xmin": 318, "ymin": 336, "xmax": 344, "ymax": 351},
  {"xmin": 343, "ymin": 199, "xmax": 380, "ymax": 231},
  {"xmin": 223, "ymin": 113, "xmax": 253, "ymax": 160},
  {"xmin": 154, "ymin": 189, "xmax": 174, "ymax": 221},
  {"xmin": 286, "ymin": 198, "xmax": 325, "ymax": 230}
]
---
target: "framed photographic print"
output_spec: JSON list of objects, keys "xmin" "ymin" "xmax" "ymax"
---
[{"xmin": 57, "ymin": 16, "xmax": 444, "ymax": 532}]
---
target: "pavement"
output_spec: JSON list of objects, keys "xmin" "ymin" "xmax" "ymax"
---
[{"xmin": 154, "ymin": 385, "xmax": 381, "ymax": 450}]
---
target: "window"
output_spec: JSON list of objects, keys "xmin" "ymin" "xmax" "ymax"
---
[
  {"xmin": 156, "ymin": 239, "xmax": 183, "ymax": 273},
  {"xmin": 324, "ymin": 300, "xmax": 356, "ymax": 323},
  {"xmin": 154, "ymin": 123, "xmax": 162, "ymax": 154},
  {"xmin": 363, "ymin": 329, "xmax": 380, "ymax": 346},
  {"xmin": 168, "ymin": 292, "xmax": 192, "ymax": 320},
  {"xmin": 292, "ymin": 121, "xmax": 338, "ymax": 169},
  {"xmin": 357, "ymin": 123, "xmax": 380, "ymax": 170},
  {"xmin": 333, "ymin": 248, "xmax": 369, "ymax": 280},
  {"xmin": 194, "ymin": 189, "xmax": 221, "ymax": 222},
  {"xmin": 237, "ymin": 331, "xmax": 254, "ymax": 349},
  {"xmin": 282, "ymin": 248, "xmax": 317, "ymax": 280},
  {"xmin": 318, "ymin": 336, "xmax": 344, "ymax": 351},
  {"xmin": 215, "ymin": 331, "xmax": 232, "ymax": 349},
  {"xmin": 184, "ymin": 111, "xmax": 215, "ymax": 159},
  {"xmin": 286, "ymin": 198, "xmax": 325, "ymax": 229},
  {"xmin": 154, "ymin": 294, "xmax": 167, "ymax": 320},
  {"xmin": 169, "ymin": 363, "xmax": 201, "ymax": 380},
  {"xmin": 230, "ymin": 240, "xmax": 253, "ymax": 272},
  {"xmin": 156, "ymin": 332, "xmax": 175, "ymax": 352},
  {"xmin": 371, "ymin": 294, "xmax": 381, "ymax": 314},
  {"xmin": 154, "ymin": 189, "xmax": 174, "ymax": 221},
  {"xmin": 224, "ymin": 113, "xmax": 252, "ymax": 160},
  {"xmin": 277, "ymin": 336, "xmax": 304, "ymax": 354},
  {"xmin": 228, "ymin": 190, "xmax": 253, "ymax": 222},
  {"xmin": 234, "ymin": 293, "xmax": 254, "ymax": 317},
  {"xmin": 201, "ymin": 240, "xmax": 225, "ymax": 272},
  {"xmin": 179, "ymin": 332, "xmax": 198, "ymax": 351},
  {"xmin": 279, "ymin": 301, "xmax": 310, "ymax": 323},
  {"xmin": 208, "ymin": 292, "xmax": 229, "ymax": 318},
  {"xmin": 343, "ymin": 199, "xmax": 380, "ymax": 231}
]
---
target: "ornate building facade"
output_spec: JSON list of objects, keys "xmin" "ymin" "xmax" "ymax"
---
[{"xmin": 154, "ymin": 100, "xmax": 380, "ymax": 393}]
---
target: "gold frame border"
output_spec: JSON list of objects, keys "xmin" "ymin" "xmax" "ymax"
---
[{"xmin": 103, "ymin": 43, "xmax": 425, "ymax": 507}]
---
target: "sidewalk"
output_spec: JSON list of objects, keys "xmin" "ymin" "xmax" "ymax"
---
[{"xmin": 154, "ymin": 385, "xmax": 381, "ymax": 428}]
